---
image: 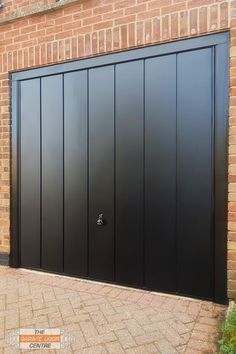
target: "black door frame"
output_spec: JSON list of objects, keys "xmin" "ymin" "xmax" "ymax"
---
[{"xmin": 10, "ymin": 32, "xmax": 229, "ymax": 303}]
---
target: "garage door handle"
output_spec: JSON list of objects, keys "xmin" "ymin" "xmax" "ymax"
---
[{"xmin": 97, "ymin": 214, "xmax": 105, "ymax": 226}]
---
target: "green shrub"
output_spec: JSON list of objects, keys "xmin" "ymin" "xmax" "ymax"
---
[{"xmin": 218, "ymin": 306, "xmax": 236, "ymax": 354}]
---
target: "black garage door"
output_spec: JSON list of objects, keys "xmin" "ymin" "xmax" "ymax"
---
[{"xmin": 11, "ymin": 33, "xmax": 228, "ymax": 302}]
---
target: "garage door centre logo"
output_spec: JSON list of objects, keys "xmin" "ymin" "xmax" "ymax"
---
[{"xmin": 6, "ymin": 329, "xmax": 75, "ymax": 350}]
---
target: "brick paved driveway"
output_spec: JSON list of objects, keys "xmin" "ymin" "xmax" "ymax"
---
[{"xmin": 0, "ymin": 266, "xmax": 225, "ymax": 354}]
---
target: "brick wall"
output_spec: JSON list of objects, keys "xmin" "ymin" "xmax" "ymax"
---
[{"xmin": 0, "ymin": 0, "xmax": 235, "ymax": 297}]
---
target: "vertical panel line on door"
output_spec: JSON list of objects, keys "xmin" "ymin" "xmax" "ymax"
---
[
  {"xmin": 40, "ymin": 78, "xmax": 42, "ymax": 269},
  {"xmin": 175, "ymin": 53, "xmax": 178, "ymax": 293},
  {"xmin": 143, "ymin": 59, "xmax": 146, "ymax": 287},
  {"xmin": 114, "ymin": 64, "xmax": 116, "ymax": 282},
  {"xmin": 211, "ymin": 46, "xmax": 216, "ymax": 299},
  {"xmin": 87, "ymin": 69, "xmax": 90, "ymax": 277},
  {"xmin": 62, "ymin": 74, "xmax": 65, "ymax": 273}
]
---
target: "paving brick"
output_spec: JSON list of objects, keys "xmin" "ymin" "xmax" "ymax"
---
[
  {"xmin": 0, "ymin": 296, "xmax": 5, "ymax": 311},
  {"xmin": 64, "ymin": 313, "xmax": 90, "ymax": 325},
  {"xmin": 0, "ymin": 318, "xmax": 4, "ymax": 340},
  {"xmin": 135, "ymin": 331, "xmax": 162, "ymax": 345},
  {"xmin": 5, "ymin": 313, "xmax": 19, "ymax": 330},
  {"xmin": 80, "ymin": 345, "xmax": 107, "ymax": 354},
  {"xmin": 187, "ymin": 338, "xmax": 215, "ymax": 351},
  {"xmin": 0, "ymin": 267, "xmax": 225, "ymax": 353},
  {"xmin": 48, "ymin": 312, "xmax": 64, "ymax": 327},
  {"xmin": 86, "ymin": 332, "xmax": 117, "ymax": 346},
  {"xmin": 123, "ymin": 319, "xmax": 144, "ymax": 336},
  {"xmin": 80, "ymin": 320, "xmax": 99, "ymax": 338},
  {"xmin": 115, "ymin": 328, "xmax": 136, "ymax": 349},
  {"xmin": 126, "ymin": 343, "xmax": 159, "ymax": 353},
  {"xmin": 97, "ymin": 321, "xmax": 126, "ymax": 334},
  {"xmin": 90, "ymin": 310, "xmax": 108, "ymax": 326},
  {"xmin": 107, "ymin": 311, "xmax": 131, "ymax": 323},
  {"xmin": 71, "ymin": 330, "xmax": 87, "ymax": 351},
  {"xmin": 105, "ymin": 341, "xmax": 125, "ymax": 353},
  {"xmin": 99, "ymin": 303, "xmax": 116, "ymax": 316},
  {"xmin": 155, "ymin": 338, "xmax": 178, "ymax": 353}
]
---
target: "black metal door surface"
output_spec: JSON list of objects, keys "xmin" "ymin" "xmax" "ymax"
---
[{"xmin": 11, "ymin": 33, "xmax": 228, "ymax": 302}]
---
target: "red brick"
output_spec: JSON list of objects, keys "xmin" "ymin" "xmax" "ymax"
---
[
  {"xmin": 7, "ymin": 52, "xmax": 12, "ymax": 71},
  {"xmin": 85, "ymin": 33, "xmax": 92, "ymax": 56},
  {"xmin": 5, "ymin": 29, "xmax": 20, "ymax": 39},
  {"xmin": 137, "ymin": 21, "xmax": 144, "ymax": 46},
  {"xmin": 72, "ymin": 37, "xmax": 78, "ymax": 59},
  {"xmin": 94, "ymin": 20, "xmax": 113, "ymax": 31},
  {"xmin": 83, "ymin": 15, "xmax": 102, "ymax": 27},
  {"xmin": 128, "ymin": 23, "xmax": 135, "ymax": 47},
  {"xmin": 17, "ymin": 50, "xmax": 23, "ymax": 69},
  {"xmin": 73, "ymin": 25, "xmax": 93, "ymax": 36},
  {"xmin": 65, "ymin": 38, "xmax": 71, "ymax": 60},
  {"xmin": 228, "ymin": 261, "xmax": 236, "ymax": 270},
  {"xmin": 115, "ymin": 0, "xmax": 136, "ymax": 10},
  {"xmin": 162, "ymin": 15, "xmax": 170, "ymax": 40},
  {"xmin": 63, "ymin": 4, "xmax": 82, "ymax": 16},
  {"xmin": 55, "ymin": 15, "xmax": 73, "ymax": 25},
  {"xmin": 78, "ymin": 35, "xmax": 85, "ymax": 58},
  {"xmin": 210, "ymin": 4, "xmax": 218, "ymax": 31},
  {"xmin": 47, "ymin": 42, "xmax": 52, "ymax": 63},
  {"xmin": 144, "ymin": 20, "xmax": 151, "ymax": 44},
  {"xmin": 106, "ymin": 28, "xmax": 112, "ymax": 52},
  {"xmin": 30, "ymin": 29, "xmax": 46, "ymax": 39},
  {"xmin": 40, "ymin": 43, "xmax": 46, "ymax": 65},
  {"xmin": 99, "ymin": 30, "xmax": 105, "ymax": 53},
  {"xmin": 93, "ymin": 5, "xmax": 113, "ymax": 15},
  {"xmin": 63, "ymin": 20, "xmax": 81, "ymax": 32},
  {"xmin": 35, "ymin": 45, "xmax": 40, "ymax": 66},
  {"xmin": 46, "ymin": 25, "xmax": 63, "ymax": 35},
  {"xmin": 37, "ymin": 19, "xmax": 54, "ymax": 30},
  {"xmin": 137, "ymin": 9, "xmax": 160, "ymax": 21},
  {"xmin": 171, "ymin": 12, "xmax": 178, "ymax": 38},
  {"xmin": 190, "ymin": 8, "xmax": 198, "ymax": 35},
  {"xmin": 92, "ymin": 32, "xmax": 98, "ymax": 54},
  {"xmin": 152, "ymin": 17, "xmax": 160, "ymax": 42},
  {"xmin": 38, "ymin": 35, "xmax": 54, "ymax": 44},
  {"xmin": 20, "ymin": 25, "xmax": 36, "ymax": 34},
  {"xmin": 180, "ymin": 11, "xmax": 188, "ymax": 37},
  {"xmin": 115, "ymin": 15, "xmax": 136, "ymax": 26},
  {"xmin": 161, "ymin": 3, "xmax": 186, "ymax": 15},
  {"xmin": 220, "ymin": 2, "xmax": 228, "ymax": 29},
  {"xmin": 29, "ymin": 46, "xmax": 34, "ymax": 66},
  {"xmin": 187, "ymin": 0, "xmax": 214, "ymax": 9},
  {"xmin": 125, "ymin": 4, "xmax": 146, "ymax": 16},
  {"xmin": 148, "ymin": 0, "xmax": 172, "ymax": 10},
  {"xmin": 14, "ymin": 34, "xmax": 29, "ymax": 43},
  {"xmin": 199, "ymin": 7, "xmax": 208, "ymax": 33},
  {"xmin": 229, "ymin": 155, "xmax": 236, "ymax": 164},
  {"xmin": 73, "ymin": 10, "xmax": 92, "ymax": 21},
  {"xmin": 23, "ymin": 48, "xmax": 29, "ymax": 67},
  {"xmin": 113, "ymin": 26, "xmax": 120, "ymax": 50},
  {"xmin": 229, "ymin": 213, "xmax": 236, "ymax": 221},
  {"xmin": 121, "ymin": 25, "xmax": 127, "ymax": 48},
  {"xmin": 103, "ymin": 10, "xmax": 124, "ymax": 21},
  {"xmin": 55, "ymin": 30, "xmax": 72, "ymax": 40}
]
